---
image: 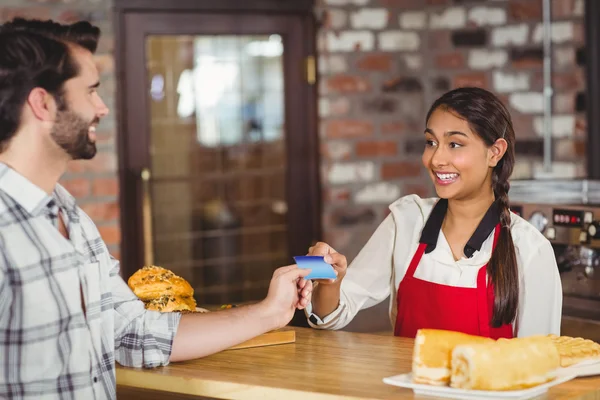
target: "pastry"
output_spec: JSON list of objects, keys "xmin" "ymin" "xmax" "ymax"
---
[
  {"xmin": 144, "ymin": 294, "xmax": 197, "ymax": 312},
  {"xmin": 412, "ymin": 329, "xmax": 493, "ymax": 386},
  {"xmin": 450, "ymin": 336, "xmax": 560, "ymax": 390},
  {"xmin": 548, "ymin": 334, "xmax": 600, "ymax": 367},
  {"xmin": 128, "ymin": 265, "xmax": 197, "ymax": 312},
  {"xmin": 128, "ymin": 265, "xmax": 194, "ymax": 301}
]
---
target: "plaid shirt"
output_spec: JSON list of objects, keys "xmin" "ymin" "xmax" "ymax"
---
[{"xmin": 0, "ymin": 163, "xmax": 181, "ymax": 400}]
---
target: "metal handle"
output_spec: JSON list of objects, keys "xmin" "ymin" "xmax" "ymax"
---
[{"xmin": 141, "ymin": 168, "xmax": 154, "ymax": 266}]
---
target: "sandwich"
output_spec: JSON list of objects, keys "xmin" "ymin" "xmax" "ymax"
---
[
  {"xmin": 128, "ymin": 265, "xmax": 197, "ymax": 312},
  {"xmin": 450, "ymin": 336, "xmax": 560, "ymax": 390},
  {"xmin": 412, "ymin": 329, "xmax": 493, "ymax": 386}
]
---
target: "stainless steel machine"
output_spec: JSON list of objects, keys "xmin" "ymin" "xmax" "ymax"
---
[{"xmin": 510, "ymin": 180, "xmax": 600, "ymax": 341}]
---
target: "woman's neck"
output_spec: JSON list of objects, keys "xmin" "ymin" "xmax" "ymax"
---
[{"xmin": 445, "ymin": 189, "xmax": 495, "ymax": 231}]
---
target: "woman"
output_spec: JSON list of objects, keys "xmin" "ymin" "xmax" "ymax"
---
[{"xmin": 306, "ymin": 87, "xmax": 562, "ymax": 338}]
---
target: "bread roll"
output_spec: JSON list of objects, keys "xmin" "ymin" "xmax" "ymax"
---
[
  {"xmin": 412, "ymin": 329, "xmax": 493, "ymax": 386},
  {"xmin": 128, "ymin": 265, "xmax": 194, "ymax": 301},
  {"xmin": 450, "ymin": 336, "xmax": 560, "ymax": 390},
  {"xmin": 144, "ymin": 294, "xmax": 197, "ymax": 312}
]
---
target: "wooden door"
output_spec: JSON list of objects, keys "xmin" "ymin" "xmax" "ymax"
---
[{"xmin": 115, "ymin": 1, "xmax": 320, "ymax": 307}]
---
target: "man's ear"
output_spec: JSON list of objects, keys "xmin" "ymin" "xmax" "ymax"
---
[
  {"xmin": 26, "ymin": 88, "xmax": 57, "ymax": 122},
  {"xmin": 488, "ymin": 138, "xmax": 508, "ymax": 167}
]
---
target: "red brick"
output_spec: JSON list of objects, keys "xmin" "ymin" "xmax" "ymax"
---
[
  {"xmin": 357, "ymin": 54, "xmax": 393, "ymax": 72},
  {"xmin": 84, "ymin": 152, "xmax": 117, "ymax": 173},
  {"xmin": 511, "ymin": 57, "xmax": 543, "ymax": 69},
  {"xmin": 575, "ymin": 116, "xmax": 587, "ymax": 139},
  {"xmin": 327, "ymin": 75, "xmax": 371, "ymax": 93},
  {"xmin": 511, "ymin": 114, "xmax": 536, "ymax": 138},
  {"xmin": 356, "ymin": 141, "xmax": 398, "ymax": 157},
  {"xmin": 80, "ymin": 201, "xmax": 120, "ymax": 222},
  {"xmin": 381, "ymin": 161, "xmax": 422, "ymax": 179},
  {"xmin": 381, "ymin": 121, "xmax": 413, "ymax": 135},
  {"xmin": 61, "ymin": 178, "xmax": 91, "ymax": 199},
  {"xmin": 66, "ymin": 160, "xmax": 86, "ymax": 174},
  {"xmin": 453, "ymin": 73, "xmax": 488, "ymax": 89},
  {"xmin": 554, "ymin": 139, "xmax": 586, "ymax": 161},
  {"xmin": 552, "ymin": 71, "xmax": 584, "ymax": 91},
  {"xmin": 325, "ymin": 120, "xmax": 374, "ymax": 138},
  {"xmin": 508, "ymin": 0, "xmax": 542, "ymax": 21},
  {"xmin": 98, "ymin": 225, "xmax": 121, "ymax": 246},
  {"xmin": 428, "ymin": 31, "xmax": 452, "ymax": 51},
  {"xmin": 323, "ymin": 188, "xmax": 351, "ymax": 203},
  {"xmin": 553, "ymin": 93, "xmax": 575, "ymax": 114},
  {"xmin": 93, "ymin": 177, "xmax": 119, "ymax": 197},
  {"xmin": 435, "ymin": 52, "xmax": 465, "ymax": 69},
  {"xmin": 552, "ymin": 0, "xmax": 580, "ymax": 18},
  {"xmin": 574, "ymin": 22, "xmax": 584, "ymax": 45},
  {"xmin": 0, "ymin": 8, "xmax": 50, "ymax": 22},
  {"xmin": 404, "ymin": 183, "xmax": 434, "ymax": 198}
]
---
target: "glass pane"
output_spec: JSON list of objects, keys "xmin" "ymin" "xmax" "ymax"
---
[{"xmin": 146, "ymin": 34, "xmax": 287, "ymax": 306}]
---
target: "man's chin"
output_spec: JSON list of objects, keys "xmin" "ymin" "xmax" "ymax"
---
[{"xmin": 71, "ymin": 144, "xmax": 97, "ymax": 161}]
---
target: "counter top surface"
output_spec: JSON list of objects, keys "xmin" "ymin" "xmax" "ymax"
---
[{"xmin": 117, "ymin": 327, "xmax": 600, "ymax": 399}]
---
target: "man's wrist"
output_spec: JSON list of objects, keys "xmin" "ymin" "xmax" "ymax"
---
[{"xmin": 254, "ymin": 300, "xmax": 281, "ymax": 331}]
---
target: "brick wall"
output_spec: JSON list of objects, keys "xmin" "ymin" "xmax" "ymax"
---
[
  {"xmin": 318, "ymin": 0, "xmax": 586, "ymax": 260},
  {"xmin": 0, "ymin": 2, "xmax": 120, "ymax": 259},
  {"xmin": 4, "ymin": 1, "xmax": 587, "ymax": 267}
]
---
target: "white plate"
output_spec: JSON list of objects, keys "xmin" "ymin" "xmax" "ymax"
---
[
  {"xmin": 561, "ymin": 359, "xmax": 600, "ymax": 377},
  {"xmin": 382, "ymin": 372, "xmax": 577, "ymax": 400}
]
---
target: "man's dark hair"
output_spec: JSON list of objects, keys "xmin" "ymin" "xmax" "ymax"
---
[
  {"xmin": 1, "ymin": 18, "xmax": 100, "ymax": 53},
  {"xmin": 0, "ymin": 18, "xmax": 101, "ymax": 151}
]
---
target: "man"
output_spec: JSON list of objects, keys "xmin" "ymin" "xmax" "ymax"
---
[{"xmin": 0, "ymin": 18, "xmax": 313, "ymax": 399}]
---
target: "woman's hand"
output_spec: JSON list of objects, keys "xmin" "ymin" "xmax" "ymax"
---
[{"xmin": 307, "ymin": 242, "xmax": 348, "ymax": 285}]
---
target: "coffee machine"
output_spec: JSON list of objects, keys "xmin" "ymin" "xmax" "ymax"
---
[{"xmin": 510, "ymin": 179, "xmax": 600, "ymax": 341}]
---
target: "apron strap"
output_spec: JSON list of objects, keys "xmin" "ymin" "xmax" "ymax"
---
[{"xmin": 406, "ymin": 243, "xmax": 427, "ymax": 278}]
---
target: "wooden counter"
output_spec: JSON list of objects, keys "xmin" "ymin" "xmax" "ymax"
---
[{"xmin": 116, "ymin": 327, "xmax": 600, "ymax": 400}]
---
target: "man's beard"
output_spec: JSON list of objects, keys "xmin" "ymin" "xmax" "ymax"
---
[{"xmin": 50, "ymin": 109, "xmax": 98, "ymax": 160}]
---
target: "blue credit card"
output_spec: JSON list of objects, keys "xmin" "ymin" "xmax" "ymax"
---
[{"xmin": 293, "ymin": 256, "xmax": 337, "ymax": 280}]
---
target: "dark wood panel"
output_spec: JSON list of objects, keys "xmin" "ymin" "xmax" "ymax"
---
[{"xmin": 585, "ymin": 0, "xmax": 600, "ymax": 178}]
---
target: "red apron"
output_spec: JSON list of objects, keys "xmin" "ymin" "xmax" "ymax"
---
[{"xmin": 394, "ymin": 224, "xmax": 513, "ymax": 339}]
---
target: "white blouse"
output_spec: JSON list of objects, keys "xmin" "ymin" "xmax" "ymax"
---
[{"xmin": 305, "ymin": 194, "xmax": 563, "ymax": 337}]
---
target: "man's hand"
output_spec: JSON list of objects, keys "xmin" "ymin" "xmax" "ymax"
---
[
  {"xmin": 262, "ymin": 265, "xmax": 312, "ymax": 329},
  {"xmin": 307, "ymin": 242, "xmax": 348, "ymax": 286}
]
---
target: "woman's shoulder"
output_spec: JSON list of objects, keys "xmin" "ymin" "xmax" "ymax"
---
[
  {"xmin": 509, "ymin": 211, "xmax": 554, "ymax": 257},
  {"xmin": 388, "ymin": 194, "xmax": 439, "ymax": 225}
]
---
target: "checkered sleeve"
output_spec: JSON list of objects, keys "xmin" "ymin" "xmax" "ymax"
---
[{"xmin": 110, "ymin": 257, "xmax": 181, "ymax": 368}]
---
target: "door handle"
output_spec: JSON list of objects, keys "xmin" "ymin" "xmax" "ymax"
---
[{"xmin": 141, "ymin": 168, "xmax": 154, "ymax": 266}]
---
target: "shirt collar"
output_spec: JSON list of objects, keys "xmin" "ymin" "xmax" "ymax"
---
[
  {"xmin": 0, "ymin": 162, "xmax": 77, "ymax": 217},
  {"xmin": 419, "ymin": 198, "xmax": 500, "ymax": 258}
]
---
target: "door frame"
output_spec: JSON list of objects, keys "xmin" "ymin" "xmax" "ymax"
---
[{"xmin": 113, "ymin": 0, "xmax": 320, "ymax": 279}]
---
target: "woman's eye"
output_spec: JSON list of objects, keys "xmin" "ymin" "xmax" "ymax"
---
[
  {"xmin": 450, "ymin": 142, "xmax": 463, "ymax": 149},
  {"xmin": 425, "ymin": 140, "xmax": 436, "ymax": 147}
]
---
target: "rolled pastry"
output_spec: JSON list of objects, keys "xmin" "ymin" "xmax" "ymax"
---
[
  {"xmin": 412, "ymin": 329, "xmax": 493, "ymax": 386},
  {"xmin": 450, "ymin": 336, "xmax": 560, "ymax": 390}
]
